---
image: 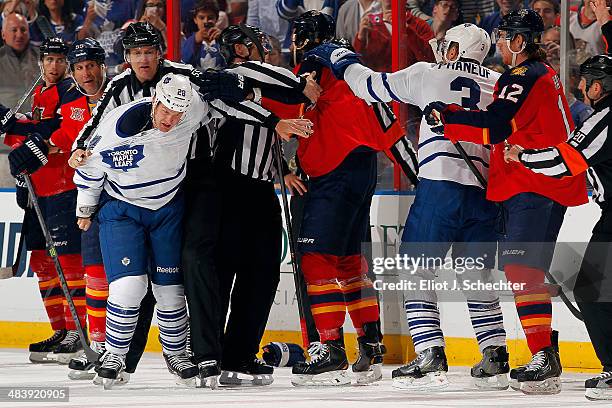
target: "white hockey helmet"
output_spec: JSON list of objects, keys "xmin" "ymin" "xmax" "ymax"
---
[
  {"xmin": 442, "ymin": 23, "xmax": 491, "ymax": 64},
  {"xmin": 154, "ymin": 73, "xmax": 193, "ymax": 113}
]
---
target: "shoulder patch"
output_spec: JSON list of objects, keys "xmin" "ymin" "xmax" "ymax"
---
[{"xmin": 511, "ymin": 66, "xmax": 529, "ymax": 76}]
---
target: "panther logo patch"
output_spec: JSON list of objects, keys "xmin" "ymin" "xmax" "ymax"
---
[{"xmin": 70, "ymin": 107, "xmax": 86, "ymax": 121}]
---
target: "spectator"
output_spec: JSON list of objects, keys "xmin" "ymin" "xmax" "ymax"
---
[
  {"xmin": 406, "ymin": 0, "xmax": 435, "ymax": 22},
  {"xmin": 353, "ymin": 1, "xmax": 391, "ymax": 71},
  {"xmin": 570, "ymin": 0, "xmax": 607, "ymax": 56},
  {"xmin": 227, "ymin": 0, "xmax": 247, "ymax": 25},
  {"xmin": 248, "ymin": 0, "xmax": 289, "ymax": 47},
  {"xmin": 479, "ymin": 0, "xmax": 522, "ymax": 36},
  {"xmin": 429, "ymin": 0, "xmax": 459, "ymax": 39},
  {"xmin": 265, "ymin": 35, "xmax": 285, "ymax": 67},
  {"xmin": 1, "ymin": 0, "xmax": 38, "ymax": 26},
  {"xmin": 409, "ymin": 0, "xmax": 494, "ymax": 25},
  {"xmin": 276, "ymin": 0, "xmax": 337, "ymax": 21},
  {"xmin": 0, "ymin": 13, "xmax": 39, "ymax": 112},
  {"xmin": 30, "ymin": 0, "xmax": 84, "ymax": 45},
  {"xmin": 336, "ymin": 0, "xmax": 381, "ymax": 44},
  {"xmin": 136, "ymin": 0, "xmax": 167, "ymax": 47},
  {"xmin": 182, "ymin": 0, "xmax": 225, "ymax": 70},
  {"xmin": 530, "ymin": 0, "xmax": 559, "ymax": 29}
]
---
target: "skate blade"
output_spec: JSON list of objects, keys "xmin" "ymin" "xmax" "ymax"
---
[
  {"xmin": 353, "ymin": 364, "xmax": 383, "ymax": 385},
  {"xmin": 94, "ymin": 372, "xmax": 130, "ymax": 387},
  {"xmin": 68, "ymin": 368, "xmax": 96, "ymax": 380},
  {"xmin": 54, "ymin": 352, "xmax": 82, "ymax": 365},
  {"xmin": 520, "ymin": 377, "xmax": 561, "ymax": 395},
  {"xmin": 29, "ymin": 352, "xmax": 60, "ymax": 364},
  {"xmin": 509, "ymin": 378, "xmax": 520, "ymax": 391},
  {"xmin": 172, "ymin": 374, "xmax": 198, "ymax": 388},
  {"xmin": 473, "ymin": 374, "xmax": 509, "ymax": 390},
  {"xmin": 291, "ymin": 370, "xmax": 351, "ymax": 387},
  {"xmin": 197, "ymin": 375, "xmax": 219, "ymax": 389},
  {"xmin": 219, "ymin": 371, "xmax": 274, "ymax": 387},
  {"xmin": 392, "ymin": 371, "xmax": 449, "ymax": 391},
  {"xmin": 585, "ymin": 388, "xmax": 612, "ymax": 401}
]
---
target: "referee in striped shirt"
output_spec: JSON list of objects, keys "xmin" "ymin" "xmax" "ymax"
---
[{"xmin": 505, "ymin": 54, "xmax": 612, "ymax": 399}]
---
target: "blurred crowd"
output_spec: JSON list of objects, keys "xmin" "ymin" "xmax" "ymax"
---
[{"xmin": 0, "ymin": 0, "xmax": 610, "ymax": 188}]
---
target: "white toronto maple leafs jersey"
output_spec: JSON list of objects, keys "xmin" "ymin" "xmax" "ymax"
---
[
  {"xmin": 74, "ymin": 94, "xmax": 270, "ymax": 213},
  {"xmin": 344, "ymin": 61, "xmax": 501, "ymax": 188}
]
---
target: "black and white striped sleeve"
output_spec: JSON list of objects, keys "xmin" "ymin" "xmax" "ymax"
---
[
  {"xmin": 388, "ymin": 135, "xmax": 419, "ymax": 185},
  {"xmin": 228, "ymin": 61, "xmax": 306, "ymax": 90},
  {"xmin": 519, "ymin": 106, "xmax": 610, "ymax": 178},
  {"xmin": 209, "ymin": 99, "xmax": 280, "ymax": 129}
]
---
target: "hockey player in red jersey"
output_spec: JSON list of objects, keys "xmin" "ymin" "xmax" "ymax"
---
[
  {"xmin": 3, "ymin": 37, "xmax": 87, "ymax": 365},
  {"xmin": 268, "ymin": 11, "xmax": 418, "ymax": 386},
  {"xmin": 425, "ymin": 9, "xmax": 588, "ymax": 395}
]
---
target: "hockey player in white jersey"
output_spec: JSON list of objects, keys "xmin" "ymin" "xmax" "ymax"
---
[
  {"xmin": 73, "ymin": 73, "xmax": 313, "ymax": 389},
  {"xmin": 305, "ymin": 24, "xmax": 510, "ymax": 391}
]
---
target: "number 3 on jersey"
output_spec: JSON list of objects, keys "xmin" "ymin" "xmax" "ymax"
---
[{"xmin": 450, "ymin": 77, "xmax": 481, "ymax": 109}]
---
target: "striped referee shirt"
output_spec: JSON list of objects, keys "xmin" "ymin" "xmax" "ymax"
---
[
  {"xmin": 73, "ymin": 59, "xmax": 281, "ymax": 150},
  {"xmin": 519, "ymin": 95, "xmax": 611, "ymax": 205}
]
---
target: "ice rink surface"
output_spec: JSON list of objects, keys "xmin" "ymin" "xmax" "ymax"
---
[{"xmin": 0, "ymin": 349, "xmax": 604, "ymax": 408}]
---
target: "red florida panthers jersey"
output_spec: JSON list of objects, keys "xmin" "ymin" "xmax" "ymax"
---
[
  {"xmin": 49, "ymin": 84, "xmax": 94, "ymax": 153},
  {"xmin": 4, "ymin": 79, "xmax": 75, "ymax": 197},
  {"xmin": 264, "ymin": 61, "xmax": 404, "ymax": 178},
  {"xmin": 443, "ymin": 59, "xmax": 588, "ymax": 207}
]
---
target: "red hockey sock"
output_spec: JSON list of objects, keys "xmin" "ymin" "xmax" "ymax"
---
[
  {"xmin": 59, "ymin": 254, "xmax": 87, "ymax": 331},
  {"xmin": 337, "ymin": 255, "xmax": 379, "ymax": 337},
  {"xmin": 505, "ymin": 264, "xmax": 552, "ymax": 354},
  {"xmin": 85, "ymin": 264, "xmax": 108, "ymax": 342},
  {"xmin": 31, "ymin": 250, "xmax": 65, "ymax": 331},
  {"xmin": 302, "ymin": 253, "xmax": 345, "ymax": 342}
]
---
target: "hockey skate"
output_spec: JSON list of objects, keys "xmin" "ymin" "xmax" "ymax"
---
[
  {"xmin": 509, "ymin": 330, "xmax": 559, "ymax": 391},
  {"xmin": 95, "ymin": 350, "xmax": 128, "ymax": 390},
  {"xmin": 68, "ymin": 341, "xmax": 104, "ymax": 380},
  {"xmin": 585, "ymin": 371, "xmax": 612, "ymax": 401},
  {"xmin": 291, "ymin": 339, "xmax": 351, "ymax": 387},
  {"xmin": 392, "ymin": 346, "xmax": 449, "ymax": 391},
  {"xmin": 517, "ymin": 346, "xmax": 562, "ymax": 395},
  {"xmin": 164, "ymin": 352, "xmax": 199, "ymax": 387},
  {"xmin": 352, "ymin": 323, "xmax": 386, "ymax": 385},
  {"xmin": 470, "ymin": 345, "xmax": 509, "ymax": 390},
  {"xmin": 219, "ymin": 358, "xmax": 274, "ymax": 386},
  {"xmin": 197, "ymin": 360, "xmax": 221, "ymax": 389},
  {"xmin": 28, "ymin": 329, "xmax": 66, "ymax": 363},
  {"xmin": 51, "ymin": 330, "xmax": 83, "ymax": 364}
]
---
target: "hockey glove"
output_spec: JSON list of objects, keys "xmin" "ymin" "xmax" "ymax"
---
[
  {"xmin": 8, "ymin": 133, "xmax": 49, "ymax": 177},
  {"xmin": 304, "ymin": 43, "xmax": 361, "ymax": 80},
  {"xmin": 14, "ymin": 175, "xmax": 29, "ymax": 209},
  {"xmin": 262, "ymin": 342, "xmax": 306, "ymax": 367},
  {"xmin": 198, "ymin": 69, "xmax": 252, "ymax": 103},
  {"xmin": 0, "ymin": 103, "xmax": 16, "ymax": 134}
]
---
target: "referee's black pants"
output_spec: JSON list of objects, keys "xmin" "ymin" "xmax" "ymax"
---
[
  {"xmin": 216, "ymin": 169, "xmax": 282, "ymax": 367},
  {"xmin": 182, "ymin": 180, "xmax": 224, "ymax": 364},
  {"xmin": 575, "ymin": 205, "xmax": 612, "ymax": 372}
]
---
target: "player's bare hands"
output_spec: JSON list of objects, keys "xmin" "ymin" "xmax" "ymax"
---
[
  {"xmin": 589, "ymin": 0, "xmax": 611, "ymax": 26},
  {"xmin": 504, "ymin": 144, "xmax": 524, "ymax": 163},
  {"xmin": 69, "ymin": 149, "xmax": 92, "ymax": 168},
  {"xmin": 284, "ymin": 173, "xmax": 307, "ymax": 196},
  {"xmin": 275, "ymin": 119, "xmax": 313, "ymax": 141},
  {"xmin": 302, "ymin": 72, "xmax": 321, "ymax": 104},
  {"xmin": 77, "ymin": 217, "xmax": 91, "ymax": 232}
]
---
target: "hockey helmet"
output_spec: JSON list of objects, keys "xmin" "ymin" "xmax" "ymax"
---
[
  {"xmin": 291, "ymin": 10, "xmax": 335, "ymax": 53},
  {"xmin": 218, "ymin": 24, "xmax": 270, "ymax": 64},
  {"xmin": 580, "ymin": 54, "xmax": 612, "ymax": 95},
  {"xmin": 440, "ymin": 23, "xmax": 491, "ymax": 64},
  {"xmin": 122, "ymin": 22, "xmax": 162, "ymax": 50},
  {"xmin": 154, "ymin": 73, "xmax": 193, "ymax": 113},
  {"xmin": 40, "ymin": 37, "xmax": 69, "ymax": 59},
  {"xmin": 67, "ymin": 38, "xmax": 106, "ymax": 66},
  {"xmin": 492, "ymin": 9, "xmax": 544, "ymax": 47}
]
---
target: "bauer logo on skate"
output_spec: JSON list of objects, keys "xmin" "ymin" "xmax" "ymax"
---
[{"xmin": 101, "ymin": 145, "xmax": 145, "ymax": 171}]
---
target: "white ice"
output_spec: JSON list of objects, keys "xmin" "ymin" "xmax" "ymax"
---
[{"xmin": 0, "ymin": 349, "xmax": 600, "ymax": 408}]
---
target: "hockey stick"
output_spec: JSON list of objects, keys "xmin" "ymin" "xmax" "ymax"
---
[
  {"xmin": 0, "ymin": 223, "xmax": 26, "ymax": 279},
  {"xmin": 0, "ymin": 74, "xmax": 43, "ymax": 133},
  {"xmin": 22, "ymin": 175, "xmax": 99, "ymax": 361},
  {"xmin": 34, "ymin": 15, "xmax": 56, "ymax": 41},
  {"xmin": 451, "ymin": 142, "xmax": 584, "ymax": 321},
  {"xmin": 272, "ymin": 135, "xmax": 310, "ymax": 348}
]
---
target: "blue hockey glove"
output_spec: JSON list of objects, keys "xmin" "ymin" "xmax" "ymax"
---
[{"xmin": 304, "ymin": 43, "xmax": 361, "ymax": 79}]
